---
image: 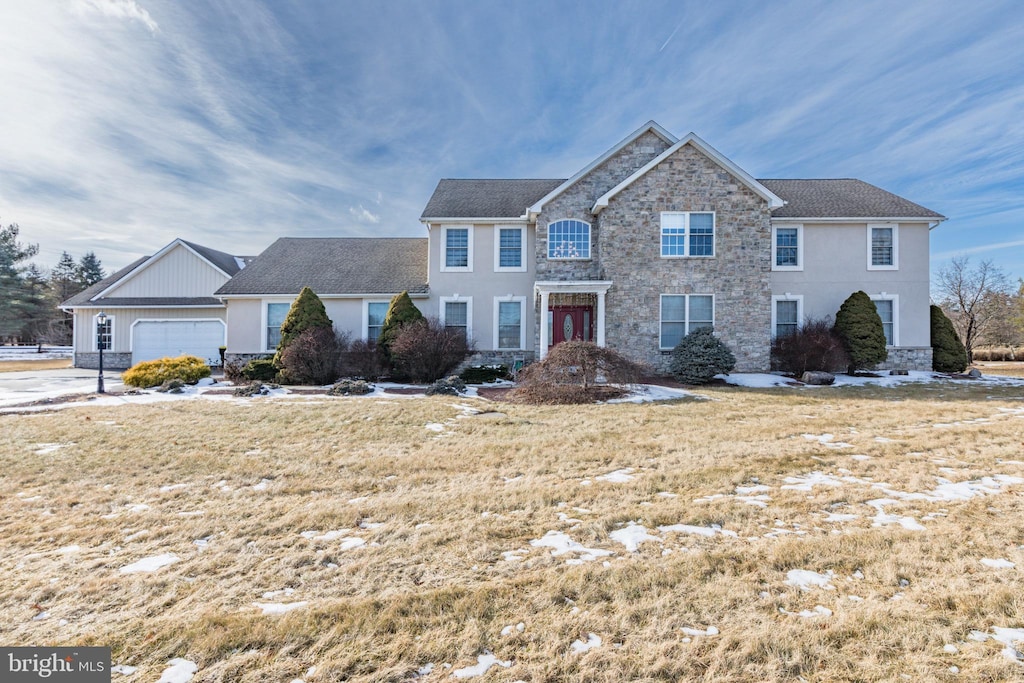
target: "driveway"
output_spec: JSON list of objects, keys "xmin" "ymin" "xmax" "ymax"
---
[{"xmin": 0, "ymin": 368, "xmax": 124, "ymax": 408}]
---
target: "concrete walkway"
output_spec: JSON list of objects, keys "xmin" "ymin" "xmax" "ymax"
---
[{"xmin": 0, "ymin": 368, "xmax": 124, "ymax": 407}]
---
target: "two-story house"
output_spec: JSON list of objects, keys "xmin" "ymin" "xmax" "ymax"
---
[{"xmin": 64, "ymin": 121, "xmax": 944, "ymax": 373}]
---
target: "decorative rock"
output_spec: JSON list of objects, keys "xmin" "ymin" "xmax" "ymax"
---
[
  {"xmin": 889, "ymin": 368, "xmax": 909, "ymax": 376},
  {"xmin": 801, "ymin": 371, "xmax": 835, "ymax": 385},
  {"xmin": 967, "ymin": 368, "xmax": 982, "ymax": 378}
]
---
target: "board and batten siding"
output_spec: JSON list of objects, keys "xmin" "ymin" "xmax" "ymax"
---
[
  {"xmin": 103, "ymin": 243, "xmax": 230, "ymax": 298},
  {"xmin": 73, "ymin": 307, "xmax": 227, "ymax": 353}
]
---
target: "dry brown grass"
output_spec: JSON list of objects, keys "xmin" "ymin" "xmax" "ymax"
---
[
  {"xmin": 2, "ymin": 381, "xmax": 1024, "ymax": 681},
  {"xmin": 973, "ymin": 361, "xmax": 1024, "ymax": 378},
  {"xmin": 0, "ymin": 358, "xmax": 73, "ymax": 372}
]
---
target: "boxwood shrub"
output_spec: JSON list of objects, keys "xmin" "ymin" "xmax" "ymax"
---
[{"xmin": 122, "ymin": 355, "xmax": 210, "ymax": 388}]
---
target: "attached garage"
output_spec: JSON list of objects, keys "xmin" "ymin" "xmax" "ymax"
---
[{"xmin": 131, "ymin": 320, "xmax": 226, "ymax": 366}]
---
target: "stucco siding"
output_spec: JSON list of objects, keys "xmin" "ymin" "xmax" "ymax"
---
[
  {"xmin": 103, "ymin": 243, "xmax": 230, "ymax": 298},
  {"xmin": 771, "ymin": 222, "xmax": 931, "ymax": 347}
]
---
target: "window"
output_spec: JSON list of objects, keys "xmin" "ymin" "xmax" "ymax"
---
[
  {"xmin": 495, "ymin": 226, "xmax": 525, "ymax": 271},
  {"xmin": 95, "ymin": 315, "xmax": 113, "ymax": 351},
  {"xmin": 442, "ymin": 226, "xmax": 472, "ymax": 272},
  {"xmin": 365, "ymin": 301, "xmax": 389, "ymax": 342},
  {"xmin": 772, "ymin": 295, "xmax": 803, "ymax": 338},
  {"xmin": 495, "ymin": 298, "xmax": 525, "ymax": 349},
  {"xmin": 547, "ymin": 219, "xmax": 590, "ymax": 259},
  {"xmin": 440, "ymin": 297, "xmax": 471, "ymax": 340},
  {"xmin": 266, "ymin": 303, "xmax": 289, "ymax": 350},
  {"xmin": 868, "ymin": 225, "xmax": 898, "ymax": 269},
  {"xmin": 659, "ymin": 294, "xmax": 714, "ymax": 349},
  {"xmin": 873, "ymin": 297, "xmax": 896, "ymax": 346},
  {"xmin": 661, "ymin": 212, "xmax": 715, "ymax": 257},
  {"xmin": 772, "ymin": 225, "xmax": 803, "ymax": 270}
]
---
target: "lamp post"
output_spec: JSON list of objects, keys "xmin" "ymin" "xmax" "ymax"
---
[{"xmin": 96, "ymin": 311, "xmax": 107, "ymax": 394}]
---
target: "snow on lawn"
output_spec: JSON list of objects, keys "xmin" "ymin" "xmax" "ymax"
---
[
  {"xmin": 609, "ymin": 523, "xmax": 661, "ymax": 552},
  {"xmin": 451, "ymin": 653, "xmax": 511, "ymax": 678},
  {"xmin": 781, "ymin": 605, "xmax": 833, "ymax": 618},
  {"xmin": 980, "ymin": 558, "xmax": 1016, "ymax": 569},
  {"xmin": 721, "ymin": 370, "xmax": 1024, "ymax": 389},
  {"xmin": 608, "ymin": 384, "xmax": 695, "ymax": 403},
  {"xmin": 156, "ymin": 659, "xmax": 197, "ymax": 683},
  {"xmin": 0, "ymin": 346, "xmax": 72, "ymax": 360},
  {"xmin": 529, "ymin": 531, "xmax": 613, "ymax": 564},
  {"xmin": 570, "ymin": 633, "xmax": 602, "ymax": 653},
  {"xmin": 680, "ymin": 625, "xmax": 720, "ymax": 637},
  {"xmin": 866, "ymin": 499, "xmax": 925, "ymax": 530},
  {"xmin": 33, "ymin": 442, "xmax": 73, "ymax": 454},
  {"xmin": 657, "ymin": 523, "xmax": 737, "ymax": 538},
  {"xmin": 253, "ymin": 601, "xmax": 309, "ymax": 615},
  {"xmin": 300, "ymin": 530, "xmax": 365, "ymax": 550},
  {"xmin": 802, "ymin": 433, "xmax": 853, "ymax": 448},
  {"xmin": 785, "ymin": 569, "xmax": 835, "ymax": 591},
  {"xmin": 595, "ymin": 468, "xmax": 635, "ymax": 483},
  {"xmin": 970, "ymin": 627, "xmax": 1024, "ymax": 663},
  {"xmin": 119, "ymin": 553, "xmax": 180, "ymax": 574}
]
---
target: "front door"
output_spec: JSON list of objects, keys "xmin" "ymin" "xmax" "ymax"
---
[{"xmin": 550, "ymin": 306, "xmax": 593, "ymax": 346}]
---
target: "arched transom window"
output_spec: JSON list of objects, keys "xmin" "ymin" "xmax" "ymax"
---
[{"xmin": 547, "ymin": 219, "xmax": 591, "ymax": 259}]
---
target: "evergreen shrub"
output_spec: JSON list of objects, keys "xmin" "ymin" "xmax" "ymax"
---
[
  {"xmin": 122, "ymin": 355, "xmax": 210, "ymax": 388},
  {"xmin": 669, "ymin": 327, "xmax": 736, "ymax": 385},
  {"xmin": 833, "ymin": 291, "xmax": 888, "ymax": 372},
  {"xmin": 930, "ymin": 304, "xmax": 968, "ymax": 373}
]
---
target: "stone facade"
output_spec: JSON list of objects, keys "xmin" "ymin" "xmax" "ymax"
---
[
  {"xmin": 74, "ymin": 352, "xmax": 132, "ymax": 370},
  {"xmin": 875, "ymin": 347, "xmax": 933, "ymax": 372}
]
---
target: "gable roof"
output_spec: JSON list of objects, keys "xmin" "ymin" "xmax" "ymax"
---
[
  {"xmin": 527, "ymin": 120, "xmax": 677, "ymax": 218},
  {"xmin": 60, "ymin": 256, "xmax": 151, "ymax": 308},
  {"xmin": 215, "ymin": 237, "xmax": 429, "ymax": 296},
  {"xmin": 180, "ymin": 240, "xmax": 247, "ymax": 276},
  {"xmin": 421, "ymin": 179, "xmax": 563, "ymax": 220},
  {"xmin": 592, "ymin": 133, "xmax": 785, "ymax": 214},
  {"xmin": 759, "ymin": 179, "xmax": 945, "ymax": 220}
]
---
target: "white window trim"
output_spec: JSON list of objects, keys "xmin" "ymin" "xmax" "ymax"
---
[
  {"xmin": 658, "ymin": 293, "xmax": 715, "ymax": 350},
  {"xmin": 771, "ymin": 224, "xmax": 803, "ymax": 271},
  {"xmin": 261, "ymin": 300, "xmax": 293, "ymax": 353},
  {"xmin": 546, "ymin": 218, "xmax": 591, "ymax": 260},
  {"xmin": 440, "ymin": 295, "xmax": 473, "ymax": 342},
  {"xmin": 441, "ymin": 225, "xmax": 473, "ymax": 273},
  {"xmin": 93, "ymin": 313, "xmax": 115, "ymax": 352},
  {"xmin": 362, "ymin": 299, "xmax": 392, "ymax": 343},
  {"xmin": 771, "ymin": 294, "xmax": 804, "ymax": 338},
  {"xmin": 493, "ymin": 296, "xmax": 527, "ymax": 350},
  {"xmin": 866, "ymin": 224, "xmax": 899, "ymax": 271},
  {"xmin": 493, "ymin": 225, "xmax": 527, "ymax": 272},
  {"xmin": 660, "ymin": 211, "xmax": 716, "ymax": 259},
  {"xmin": 870, "ymin": 293, "xmax": 899, "ymax": 347}
]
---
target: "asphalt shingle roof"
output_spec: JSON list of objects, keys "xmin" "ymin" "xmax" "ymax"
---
[
  {"xmin": 181, "ymin": 240, "xmax": 246, "ymax": 275},
  {"xmin": 60, "ymin": 256, "xmax": 150, "ymax": 307},
  {"xmin": 215, "ymin": 238, "xmax": 429, "ymax": 296},
  {"xmin": 421, "ymin": 179, "xmax": 564, "ymax": 219},
  {"xmin": 760, "ymin": 179, "xmax": 944, "ymax": 219}
]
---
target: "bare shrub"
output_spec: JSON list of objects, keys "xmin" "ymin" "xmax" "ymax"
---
[
  {"xmin": 339, "ymin": 339, "xmax": 390, "ymax": 380},
  {"xmin": 278, "ymin": 327, "xmax": 349, "ymax": 385},
  {"xmin": 389, "ymin": 318, "xmax": 472, "ymax": 383},
  {"xmin": 511, "ymin": 341, "xmax": 644, "ymax": 404},
  {"xmin": 771, "ymin": 318, "xmax": 850, "ymax": 375}
]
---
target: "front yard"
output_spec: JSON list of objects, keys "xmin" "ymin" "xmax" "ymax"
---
[{"xmin": 1, "ymin": 380, "xmax": 1023, "ymax": 681}]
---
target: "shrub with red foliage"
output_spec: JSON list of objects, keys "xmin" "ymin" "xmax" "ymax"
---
[
  {"xmin": 340, "ymin": 338, "xmax": 390, "ymax": 380},
  {"xmin": 278, "ymin": 327, "xmax": 348, "ymax": 385},
  {"xmin": 510, "ymin": 341, "xmax": 646, "ymax": 404},
  {"xmin": 770, "ymin": 318, "xmax": 850, "ymax": 375},
  {"xmin": 389, "ymin": 318, "xmax": 472, "ymax": 383}
]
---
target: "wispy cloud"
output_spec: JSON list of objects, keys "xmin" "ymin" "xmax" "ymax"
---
[
  {"xmin": 71, "ymin": 0, "xmax": 159, "ymax": 33},
  {"xmin": 349, "ymin": 205, "xmax": 380, "ymax": 224}
]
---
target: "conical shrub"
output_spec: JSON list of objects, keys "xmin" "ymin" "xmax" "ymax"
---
[
  {"xmin": 930, "ymin": 304, "xmax": 967, "ymax": 372},
  {"xmin": 833, "ymin": 291, "xmax": 887, "ymax": 372}
]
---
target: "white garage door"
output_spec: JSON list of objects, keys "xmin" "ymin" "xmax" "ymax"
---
[{"xmin": 132, "ymin": 320, "xmax": 225, "ymax": 366}]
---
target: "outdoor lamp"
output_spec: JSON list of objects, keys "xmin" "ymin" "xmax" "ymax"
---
[{"xmin": 97, "ymin": 310, "xmax": 107, "ymax": 394}]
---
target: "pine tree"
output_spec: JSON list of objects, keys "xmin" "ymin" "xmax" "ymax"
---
[
  {"xmin": 378, "ymin": 291, "xmax": 424, "ymax": 356},
  {"xmin": 0, "ymin": 223, "xmax": 40, "ymax": 339},
  {"xmin": 930, "ymin": 304, "xmax": 968, "ymax": 373},
  {"xmin": 51, "ymin": 252, "xmax": 81, "ymax": 302},
  {"xmin": 272, "ymin": 287, "xmax": 333, "ymax": 367},
  {"xmin": 76, "ymin": 252, "xmax": 105, "ymax": 286},
  {"xmin": 833, "ymin": 291, "xmax": 888, "ymax": 372}
]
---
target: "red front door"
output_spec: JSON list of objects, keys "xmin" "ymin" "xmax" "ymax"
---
[{"xmin": 550, "ymin": 306, "xmax": 593, "ymax": 346}]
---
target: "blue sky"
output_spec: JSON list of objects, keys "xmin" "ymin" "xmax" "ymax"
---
[{"xmin": 1, "ymin": 0, "xmax": 1022, "ymax": 281}]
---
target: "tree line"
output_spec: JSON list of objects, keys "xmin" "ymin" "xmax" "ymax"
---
[
  {"xmin": 933, "ymin": 256, "xmax": 1024, "ymax": 361},
  {"xmin": 1, "ymin": 221, "xmax": 105, "ymax": 345}
]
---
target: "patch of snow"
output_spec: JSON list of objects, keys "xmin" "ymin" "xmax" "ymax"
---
[
  {"xmin": 34, "ymin": 442, "xmax": 72, "ymax": 455},
  {"xmin": 253, "ymin": 601, "xmax": 308, "ymax": 615},
  {"xmin": 425, "ymin": 423, "xmax": 445, "ymax": 432},
  {"xmin": 656, "ymin": 491, "xmax": 678, "ymax": 498},
  {"xmin": 866, "ymin": 499, "xmax": 925, "ymax": 531},
  {"xmin": 253, "ymin": 479, "xmax": 271, "ymax": 491},
  {"xmin": 980, "ymin": 558, "xmax": 1015, "ymax": 569},
  {"xmin": 595, "ymin": 468, "xmax": 635, "ymax": 483},
  {"xmin": 791, "ymin": 605, "xmax": 833, "ymax": 618},
  {"xmin": 57, "ymin": 544, "xmax": 81, "ymax": 554},
  {"xmin": 159, "ymin": 483, "xmax": 188, "ymax": 492},
  {"xmin": 785, "ymin": 569, "xmax": 835, "ymax": 591},
  {"xmin": 608, "ymin": 384, "xmax": 694, "ymax": 403},
  {"xmin": 111, "ymin": 664, "xmax": 137, "ymax": 676},
  {"xmin": 451, "ymin": 653, "xmax": 511, "ymax": 678},
  {"xmin": 570, "ymin": 633, "xmax": 602, "ymax": 653},
  {"xmin": 971, "ymin": 627, "xmax": 1024, "ymax": 663},
  {"xmin": 657, "ymin": 523, "xmax": 737, "ymax": 538},
  {"xmin": 120, "ymin": 553, "xmax": 180, "ymax": 573},
  {"xmin": 348, "ymin": 496, "xmax": 368, "ymax": 504},
  {"xmin": 156, "ymin": 659, "xmax": 197, "ymax": 683},
  {"xmin": 943, "ymin": 644, "xmax": 958, "ymax": 653},
  {"xmin": 32, "ymin": 610, "xmax": 50, "ymax": 621},
  {"xmin": 261, "ymin": 588, "xmax": 296, "ymax": 599},
  {"xmin": 851, "ymin": 454, "xmax": 872, "ymax": 461},
  {"xmin": 680, "ymin": 625, "xmax": 719, "ymax": 636},
  {"xmin": 822, "ymin": 512, "xmax": 858, "ymax": 522},
  {"xmin": 719, "ymin": 373, "xmax": 793, "ymax": 388},
  {"xmin": 609, "ymin": 523, "xmax": 661, "ymax": 552},
  {"xmin": 529, "ymin": 530, "xmax": 613, "ymax": 564}
]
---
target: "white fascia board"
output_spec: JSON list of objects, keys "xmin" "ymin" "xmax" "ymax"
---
[
  {"xmin": 68, "ymin": 304, "xmax": 226, "ymax": 309},
  {"xmin": 218, "ymin": 292, "xmax": 431, "ymax": 300},
  {"xmin": 534, "ymin": 280, "xmax": 613, "ymax": 295},
  {"xmin": 420, "ymin": 217, "xmax": 529, "ymax": 224},
  {"xmin": 592, "ymin": 133, "xmax": 785, "ymax": 214},
  {"xmin": 527, "ymin": 121, "xmax": 678, "ymax": 219},
  {"xmin": 94, "ymin": 238, "xmax": 231, "ymax": 299},
  {"xmin": 771, "ymin": 217, "xmax": 946, "ymax": 224}
]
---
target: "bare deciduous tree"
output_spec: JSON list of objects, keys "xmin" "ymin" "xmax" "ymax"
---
[{"xmin": 934, "ymin": 256, "xmax": 1011, "ymax": 361}]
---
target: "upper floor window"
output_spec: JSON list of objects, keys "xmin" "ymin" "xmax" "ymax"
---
[
  {"xmin": 442, "ymin": 226, "xmax": 472, "ymax": 272},
  {"xmin": 266, "ymin": 303, "xmax": 289, "ymax": 350},
  {"xmin": 660, "ymin": 294, "xmax": 714, "ymax": 349},
  {"xmin": 661, "ymin": 212, "xmax": 715, "ymax": 258},
  {"xmin": 366, "ymin": 301, "xmax": 389, "ymax": 342},
  {"xmin": 95, "ymin": 315, "xmax": 113, "ymax": 351},
  {"xmin": 868, "ymin": 225, "xmax": 898, "ymax": 270},
  {"xmin": 495, "ymin": 226, "xmax": 526, "ymax": 271},
  {"xmin": 772, "ymin": 225, "xmax": 803, "ymax": 270},
  {"xmin": 547, "ymin": 219, "xmax": 590, "ymax": 259}
]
